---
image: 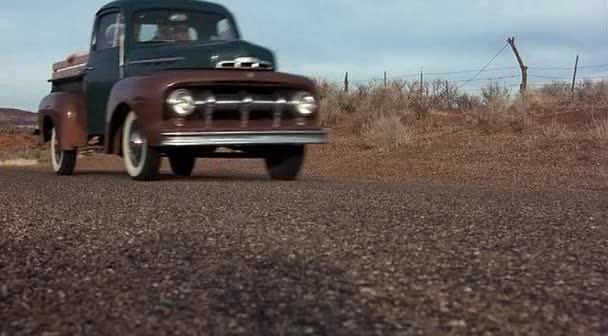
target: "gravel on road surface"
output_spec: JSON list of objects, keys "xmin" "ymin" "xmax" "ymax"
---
[{"xmin": 0, "ymin": 167, "xmax": 607, "ymax": 335}]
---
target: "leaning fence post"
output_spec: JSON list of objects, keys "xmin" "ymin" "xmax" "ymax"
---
[{"xmin": 571, "ymin": 54, "xmax": 579, "ymax": 93}]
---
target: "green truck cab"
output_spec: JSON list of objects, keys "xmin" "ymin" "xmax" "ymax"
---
[{"xmin": 39, "ymin": 0, "xmax": 326, "ymax": 180}]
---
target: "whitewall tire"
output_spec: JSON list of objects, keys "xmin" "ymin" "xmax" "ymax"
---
[
  {"xmin": 50, "ymin": 127, "xmax": 76, "ymax": 175},
  {"xmin": 122, "ymin": 112, "xmax": 160, "ymax": 181}
]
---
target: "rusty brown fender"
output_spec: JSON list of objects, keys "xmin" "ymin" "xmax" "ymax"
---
[
  {"xmin": 38, "ymin": 92, "xmax": 88, "ymax": 150},
  {"xmin": 104, "ymin": 70, "xmax": 318, "ymax": 154}
]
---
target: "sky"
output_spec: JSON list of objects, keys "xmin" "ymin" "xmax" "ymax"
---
[{"xmin": 0, "ymin": 0, "xmax": 607, "ymax": 111}]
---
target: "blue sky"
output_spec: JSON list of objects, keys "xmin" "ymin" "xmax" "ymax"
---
[{"xmin": 0, "ymin": 0, "xmax": 607, "ymax": 111}]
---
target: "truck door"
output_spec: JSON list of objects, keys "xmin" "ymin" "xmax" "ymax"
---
[{"xmin": 85, "ymin": 12, "xmax": 123, "ymax": 136}]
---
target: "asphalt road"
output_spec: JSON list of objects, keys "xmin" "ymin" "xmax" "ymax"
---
[{"xmin": 0, "ymin": 167, "xmax": 607, "ymax": 336}]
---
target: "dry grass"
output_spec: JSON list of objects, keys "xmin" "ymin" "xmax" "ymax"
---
[
  {"xmin": 540, "ymin": 121, "xmax": 573, "ymax": 139},
  {"xmin": 0, "ymin": 159, "xmax": 39, "ymax": 167},
  {"xmin": 361, "ymin": 114, "xmax": 414, "ymax": 151},
  {"xmin": 318, "ymin": 78, "xmax": 608, "ymax": 151},
  {"xmin": 0, "ymin": 148, "xmax": 48, "ymax": 163},
  {"xmin": 589, "ymin": 114, "xmax": 608, "ymax": 146},
  {"xmin": 0, "ymin": 127, "xmax": 47, "ymax": 164}
]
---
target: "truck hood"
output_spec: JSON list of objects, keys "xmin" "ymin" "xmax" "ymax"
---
[{"xmin": 126, "ymin": 40, "xmax": 276, "ymax": 76}]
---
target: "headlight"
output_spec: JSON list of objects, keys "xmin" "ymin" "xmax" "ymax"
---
[
  {"xmin": 167, "ymin": 89, "xmax": 196, "ymax": 117},
  {"xmin": 292, "ymin": 92, "xmax": 318, "ymax": 116}
]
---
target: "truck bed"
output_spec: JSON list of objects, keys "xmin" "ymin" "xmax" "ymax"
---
[{"xmin": 52, "ymin": 52, "xmax": 89, "ymax": 81}]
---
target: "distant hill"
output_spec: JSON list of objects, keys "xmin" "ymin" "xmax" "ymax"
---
[{"xmin": 0, "ymin": 108, "xmax": 37, "ymax": 128}]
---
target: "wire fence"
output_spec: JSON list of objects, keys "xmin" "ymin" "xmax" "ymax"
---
[
  {"xmin": 331, "ymin": 65, "xmax": 608, "ymax": 93},
  {"xmin": 327, "ymin": 42, "xmax": 608, "ymax": 95}
]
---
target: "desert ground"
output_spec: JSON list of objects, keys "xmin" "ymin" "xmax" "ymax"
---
[{"xmin": 1, "ymin": 82, "xmax": 608, "ymax": 335}]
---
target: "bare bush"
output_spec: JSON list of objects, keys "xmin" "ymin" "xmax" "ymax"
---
[
  {"xmin": 537, "ymin": 82, "xmax": 571, "ymax": 106},
  {"xmin": 536, "ymin": 80, "xmax": 608, "ymax": 107},
  {"xmin": 361, "ymin": 114, "xmax": 414, "ymax": 151},
  {"xmin": 464, "ymin": 82, "xmax": 539, "ymax": 133},
  {"xmin": 590, "ymin": 114, "xmax": 608, "ymax": 146},
  {"xmin": 466, "ymin": 82, "xmax": 511, "ymax": 131},
  {"xmin": 316, "ymin": 77, "xmax": 607, "ymax": 145},
  {"xmin": 481, "ymin": 81, "xmax": 510, "ymax": 105},
  {"xmin": 575, "ymin": 80, "xmax": 608, "ymax": 106},
  {"xmin": 316, "ymin": 80, "xmax": 360, "ymax": 127},
  {"xmin": 454, "ymin": 93, "xmax": 481, "ymax": 110},
  {"xmin": 540, "ymin": 120, "xmax": 572, "ymax": 139}
]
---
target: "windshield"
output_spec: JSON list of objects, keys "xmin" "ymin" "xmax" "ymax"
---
[{"xmin": 133, "ymin": 10, "xmax": 238, "ymax": 44}]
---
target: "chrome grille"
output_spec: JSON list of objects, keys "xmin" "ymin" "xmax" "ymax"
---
[{"xmin": 186, "ymin": 87, "xmax": 300, "ymax": 127}]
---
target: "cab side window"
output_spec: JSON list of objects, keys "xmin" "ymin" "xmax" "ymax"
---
[{"xmin": 94, "ymin": 13, "xmax": 120, "ymax": 51}]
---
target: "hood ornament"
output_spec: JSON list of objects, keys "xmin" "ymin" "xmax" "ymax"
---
[{"xmin": 216, "ymin": 57, "xmax": 273, "ymax": 70}]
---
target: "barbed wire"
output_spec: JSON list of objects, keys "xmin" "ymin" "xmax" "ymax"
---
[
  {"xmin": 325, "ymin": 62, "xmax": 608, "ymax": 88},
  {"xmin": 457, "ymin": 44, "xmax": 510, "ymax": 89}
]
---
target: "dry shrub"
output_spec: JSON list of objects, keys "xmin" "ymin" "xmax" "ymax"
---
[
  {"xmin": 350, "ymin": 82, "xmax": 414, "ymax": 129},
  {"xmin": 535, "ymin": 80, "xmax": 608, "ymax": 107},
  {"xmin": 465, "ymin": 82, "xmax": 534, "ymax": 133},
  {"xmin": 361, "ymin": 114, "xmax": 413, "ymax": 151},
  {"xmin": 316, "ymin": 80, "xmax": 343, "ymax": 127},
  {"xmin": 481, "ymin": 81, "xmax": 510, "ymax": 105},
  {"xmin": 537, "ymin": 82, "xmax": 572, "ymax": 106},
  {"xmin": 317, "ymin": 78, "xmax": 490, "ymax": 130},
  {"xmin": 513, "ymin": 90, "xmax": 545, "ymax": 114},
  {"xmin": 540, "ymin": 120, "xmax": 573, "ymax": 139},
  {"xmin": 589, "ymin": 114, "xmax": 608, "ymax": 146},
  {"xmin": 466, "ymin": 82, "xmax": 511, "ymax": 131},
  {"xmin": 575, "ymin": 80, "xmax": 608, "ymax": 106},
  {"xmin": 454, "ymin": 93, "xmax": 482, "ymax": 110}
]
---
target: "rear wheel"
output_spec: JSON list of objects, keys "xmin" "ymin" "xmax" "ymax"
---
[
  {"xmin": 169, "ymin": 155, "xmax": 196, "ymax": 177},
  {"xmin": 264, "ymin": 145, "xmax": 305, "ymax": 180},
  {"xmin": 122, "ymin": 112, "xmax": 160, "ymax": 181},
  {"xmin": 50, "ymin": 127, "xmax": 77, "ymax": 175}
]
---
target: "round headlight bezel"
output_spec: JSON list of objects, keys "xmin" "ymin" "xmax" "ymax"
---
[
  {"xmin": 167, "ymin": 89, "xmax": 196, "ymax": 117},
  {"xmin": 292, "ymin": 92, "xmax": 318, "ymax": 116}
]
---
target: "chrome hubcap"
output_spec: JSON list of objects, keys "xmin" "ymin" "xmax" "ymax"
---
[{"xmin": 128, "ymin": 124, "xmax": 144, "ymax": 167}]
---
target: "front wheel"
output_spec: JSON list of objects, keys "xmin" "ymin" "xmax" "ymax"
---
[
  {"xmin": 50, "ymin": 127, "xmax": 77, "ymax": 175},
  {"xmin": 122, "ymin": 112, "xmax": 160, "ymax": 181},
  {"xmin": 169, "ymin": 155, "xmax": 196, "ymax": 177},
  {"xmin": 264, "ymin": 145, "xmax": 305, "ymax": 180}
]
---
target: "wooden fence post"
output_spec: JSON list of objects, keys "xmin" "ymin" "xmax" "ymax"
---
[
  {"xmin": 507, "ymin": 37, "xmax": 528, "ymax": 92},
  {"xmin": 420, "ymin": 67, "xmax": 424, "ymax": 95},
  {"xmin": 571, "ymin": 54, "xmax": 579, "ymax": 92},
  {"xmin": 344, "ymin": 72, "xmax": 349, "ymax": 93}
]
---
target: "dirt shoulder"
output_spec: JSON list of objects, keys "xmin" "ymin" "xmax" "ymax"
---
[
  {"xmin": 1, "ymin": 106, "xmax": 607, "ymax": 191},
  {"xmin": 306, "ymin": 129, "xmax": 608, "ymax": 191}
]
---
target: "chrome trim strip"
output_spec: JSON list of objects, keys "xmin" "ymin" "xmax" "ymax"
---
[
  {"xmin": 126, "ymin": 57, "xmax": 185, "ymax": 65},
  {"xmin": 54, "ymin": 63, "xmax": 86, "ymax": 73},
  {"xmin": 159, "ymin": 130, "xmax": 328, "ymax": 146},
  {"xmin": 240, "ymin": 96, "xmax": 253, "ymax": 128},
  {"xmin": 194, "ymin": 100, "xmax": 297, "ymax": 106},
  {"xmin": 273, "ymin": 98, "xmax": 286, "ymax": 128},
  {"xmin": 203, "ymin": 93, "xmax": 215, "ymax": 128},
  {"xmin": 118, "ymin": 16, "xmax": 125, "ymax": 80}
]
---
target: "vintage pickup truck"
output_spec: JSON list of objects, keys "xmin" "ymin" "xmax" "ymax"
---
[{"xmin": 39, "ymin": 0, "xmax": 326, "ymax": 180}]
